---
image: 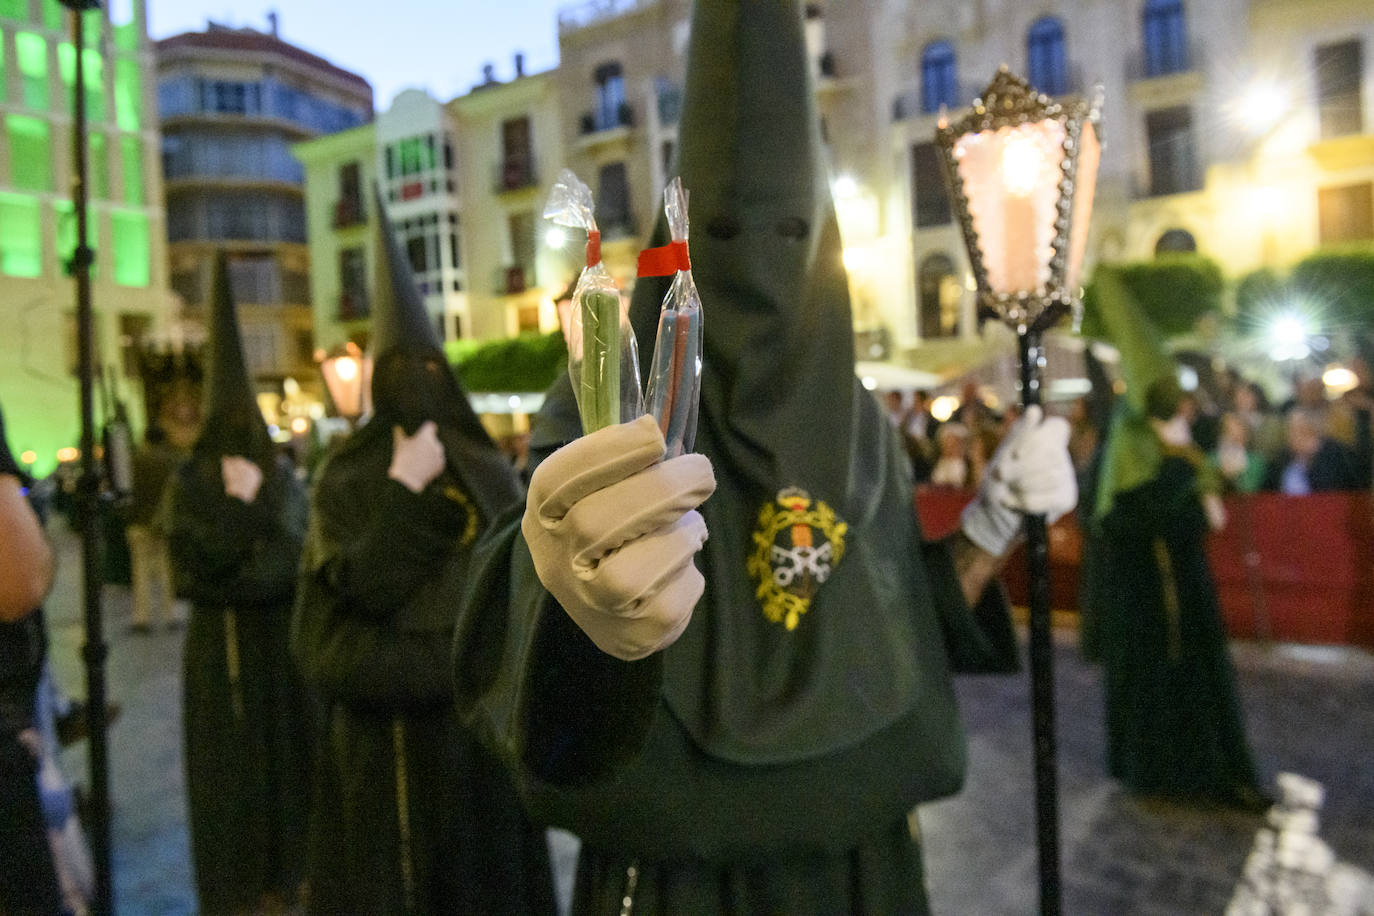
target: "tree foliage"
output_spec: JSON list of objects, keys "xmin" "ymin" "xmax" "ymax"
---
[
  {"xmin": 445, "ymin": 331, "xmax": 567, "ymax": 393},
  {"xmin": 1080, "ymin": 254, "xmax": 1225, "ymax": 340}
]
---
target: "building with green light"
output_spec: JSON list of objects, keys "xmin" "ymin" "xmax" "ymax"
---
[
  {"xmin": 156, "ymin": 19, "xmax": 372, "ymax": 412},
  {"xmin": 0, "ymin": 0, "xmax": 171, "ymax": 477}
]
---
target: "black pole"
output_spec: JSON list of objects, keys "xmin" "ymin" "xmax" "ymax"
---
[
  {"xmin": 1018, "ymin": 328, "xmax": 1061, "ymax": 916},
  {"xmin": 68, "ymin": 3, "xmax": 114, "ymax": 913}
]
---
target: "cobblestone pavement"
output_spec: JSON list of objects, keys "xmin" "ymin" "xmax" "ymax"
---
[{"xmin": 39, "ymin": 521, "xmax": 1374, "ymax": 915}]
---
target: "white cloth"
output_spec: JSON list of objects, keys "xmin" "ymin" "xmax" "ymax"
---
[
  {"xmin": 522, "ymin": 414, "xmax": 716, "ymax": 661},
  {"xmin": 221, "ymin": 455, "xmax": 263, "ymax": 504},
  {"xmin": 960, "ymin": 405, "xmax": 1077, "ymax": 557}
]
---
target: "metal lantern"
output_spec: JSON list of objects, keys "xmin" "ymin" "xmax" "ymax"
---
[
  {"xmin": 317, "ymin": 341, "xmax": 372, "ymax": 422},
  {"xmin": 936, "ymin": 66, "xmax": 1102, "ymax": 916}
]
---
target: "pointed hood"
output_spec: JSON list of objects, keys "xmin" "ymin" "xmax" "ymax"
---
[
  {"xmin": 196, "ymin": 250, "xmax": 271, "ymax": 463},
  {"xmin": 365, "ymin": 188, "xmax": 521, "ymax": 522},
  {"xmin": 369, "ymin": 183, "xmax": 445, "ymax": 359},
  {"xmin": 630, "ymin": 1, "xmax": 951, "ymax": 767}
]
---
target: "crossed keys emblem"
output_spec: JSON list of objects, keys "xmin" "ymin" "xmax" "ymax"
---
[
  {"xmin": 770, "ymin": 541, "xmax": 835, "ymax": 587},
  {"xmin": 747, "ymin": 487, "xmax": 848, "ymax": 631}
]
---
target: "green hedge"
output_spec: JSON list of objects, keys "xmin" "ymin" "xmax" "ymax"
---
[
  {"xmin": 445, "ymin": 331, "xmax": 567, "ymax": 393},
  {"xmin": 1081, "ymin": 253, "xmax": 1224, "ymax": 340}
]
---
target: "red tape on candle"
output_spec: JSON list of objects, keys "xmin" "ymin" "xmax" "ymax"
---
[
  {"xmin": 636, "ymin": 239, "xmax": 691, "ymax": 277},
  {"xmin": 585, "ymin": 230, "xmax": 601, "ymax": 268}
]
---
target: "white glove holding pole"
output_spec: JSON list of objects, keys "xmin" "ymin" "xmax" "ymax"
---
[
  {"xmin": 522, "ymin": 414, "xmax": 716, "ymax": 661},
  {"xmin": 388, "ymin": 421, "xmax": 446, "ymax": 494},
  {"xmin": 960, "ymin": 405, "xmax": 1077, "ymax": 557}
]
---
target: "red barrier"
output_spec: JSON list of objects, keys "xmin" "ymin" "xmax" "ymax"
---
[{"xmin": 914, "ymin": 486, "xmax": 1374, "ymax": 648}]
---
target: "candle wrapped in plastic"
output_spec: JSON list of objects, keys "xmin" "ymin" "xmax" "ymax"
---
[
  {"xmin": 544, "ymin": 168, "xmax": 643, "ymax": 434},
  {"xmin": 639, "ymin": 177, "xmax": 702, "ymax": 459}
]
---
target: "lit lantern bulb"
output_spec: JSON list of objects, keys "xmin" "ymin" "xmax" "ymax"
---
[
  {"xmin": 1001, "ymin": 132, "xmax": 1045, "ymax": 197},
  {"xmin": 334, "ymin": 356, "xmax": 359, "ymax": 382}
]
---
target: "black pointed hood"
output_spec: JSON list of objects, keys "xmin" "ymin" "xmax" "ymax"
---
[
  {"xmin": 365, "ymin": 188, "xmax": 521, "ymax": 522},
  {"xmin": 196, "ymin": 251, "xmax": 271, "ymax": 463},
  {"xmin": 632, "ymin": 1, "xmax": 947, "ymax": 767}
]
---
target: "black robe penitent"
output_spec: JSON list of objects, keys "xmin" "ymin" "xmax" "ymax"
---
[
  {"xmin": 164, "ymin": 453, "xmax": 311, "ymax": 914},
  {"xmin": 292, "ymin": 419, "xmax": 554, "ymax": 916}
]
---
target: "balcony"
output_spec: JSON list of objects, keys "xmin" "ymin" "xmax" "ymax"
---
[
  {"xmin": 580, "ymin": 102, "xmax": 635, "ymax": 135},
  {"xmin": 494, "ymin": 160, "xmax": 539, "ymax": 194},
  {"xmin": 656, "ymin": 85, "xmax": 682, "ymax": 126},
  {"xmin": 332, "ymin": 197, "xmax": 365, "ymax": 229},
  {"xmin": 337, "ymin": 290, "xmax": 370, "ymax": 322}
]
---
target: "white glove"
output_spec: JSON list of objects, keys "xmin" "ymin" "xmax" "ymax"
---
[
  {"xmin": 522, "ymin": 414, "xmax": 716, "ymax": 661},
  {"xmin": 960, "ymin": 405, "xmax": 1077, "ymax": 557},
  {"xmin": 221, "ymin": 456, "xmax": 264, "ymax": 504},
  {"xmin": 388, "ymin": 421, "xmax": 446, "ymax": 494}
]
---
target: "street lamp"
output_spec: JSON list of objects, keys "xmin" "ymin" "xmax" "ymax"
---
[
  {"xmin": 317, "ymin": 340, "xmax": 372, "ymax": 423},
  {"xmin": 936, "ymin": 66, "xmax": 1101, "ymax": 916}
]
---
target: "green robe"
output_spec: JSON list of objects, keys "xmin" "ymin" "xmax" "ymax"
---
[
  {"xmin": 292, "ymin": 419, "xmax": 554, "ymax": 916},
  {"xmin": 454, "ymin": 381, "xmax": 1016, "ymax": 915},
  {"xmin": 164, "ymin": 454, "xmax": 311, "ymax": 914},
  {"xmin": 1096, "ymin": 450, "xmax": 1261, "ymax": 802}
]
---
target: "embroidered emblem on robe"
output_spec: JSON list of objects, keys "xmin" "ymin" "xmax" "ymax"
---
[{"xmin": 747, "ymin": 487, "xmax": 847, "ymax": 630}]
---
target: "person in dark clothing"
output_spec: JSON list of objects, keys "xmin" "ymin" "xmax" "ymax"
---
[
  {"xmin": 0, "ymin": 402, "xmax": 63, "ymax": 915},
  {"xmin": 1084, "ymin": 268, "xmax": 1265, "ymax": 810},
  {"xmin": 162, "ymin": 253, "xmax": 312, "ymax": 914},
  {"xmin": 451, "ymin": 3, "xmax": 1078, "ymax": 912},
  {"xmin": 291, "ymin": 191, "xmax": 555, "ymax": 916},
  {"xmin": 126, "ymin": 424, "xmax": 186, "ymax": 631},
  {"xmin": 1262, "ymin": 407, "xmax": 1363, "ymax": 493}
]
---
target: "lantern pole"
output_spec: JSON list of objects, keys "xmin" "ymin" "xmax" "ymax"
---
[
  {"xmin": 61, "ymin": 0, "xmax": 114, "ymax": 912},
  {"xmin": 936, "ymin": 67, "xmax": 1101, "ymax": 916}
]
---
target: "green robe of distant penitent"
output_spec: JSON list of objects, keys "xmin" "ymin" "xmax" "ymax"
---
[
  {"xmin": 293, "ymin": 418, "xmax": 555, "ymax": 916},
  {"xmin": 164, "ymin": 453, "xmax": 311, "ymax": 914},
  {"xmin": 454, "ymin": 379, "xmax": 1018, "ymax": 915}
]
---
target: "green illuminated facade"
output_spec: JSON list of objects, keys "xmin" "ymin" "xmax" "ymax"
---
[{"xmin": 0, "ymin": 0, "xmax": 170, "ymax": 477}]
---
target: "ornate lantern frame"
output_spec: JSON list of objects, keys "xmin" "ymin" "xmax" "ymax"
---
[{"xmin": 935, "ymin": 66, "xmax": 1102, "ymax": 335}]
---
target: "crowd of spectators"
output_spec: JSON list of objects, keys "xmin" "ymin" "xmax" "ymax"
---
[{"xmin": 883, "ymin": 344, "xmax": 1374, "ymax": 499}]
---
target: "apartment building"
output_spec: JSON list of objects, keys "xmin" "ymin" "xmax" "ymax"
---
[
  {"xmin": 0, "ymin": 0, "xmax": 171, "ymax": 475},
  {"xmin": 156, "ymin": 20, "xmax": 372, "ymax": 394}
]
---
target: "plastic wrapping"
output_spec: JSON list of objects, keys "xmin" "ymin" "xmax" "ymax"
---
[
  {"xmin": 544, "ymin": 169, "xmax": 643, "ymax": 434},
  {"xmin": 640, "ymin": 178, "xmax": 703, "ymax": 458}
]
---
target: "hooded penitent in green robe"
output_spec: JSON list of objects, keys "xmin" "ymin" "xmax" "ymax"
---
[
  {"xmin": 162, "ymin": 252, "xmax": 311, "ymax": 914},
  {"xmin": 453, "ymin": 3, "xmax": 1016, "ymax": 912},
  {"xmin": 1080, "ymin": 268, "xmax": 1262, "ymax": 806},
  {"xmin": 291, "ymin": 190, "xmax": 554, "ymax": 915}
]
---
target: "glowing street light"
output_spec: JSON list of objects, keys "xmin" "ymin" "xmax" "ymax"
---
[
  {"xmin": 937, "ymin": 66, "xmax": 1101, "ymax": 916},
  {"xmin": 317, "ymin": 340, "xmax": 372, "ymax": 422}
]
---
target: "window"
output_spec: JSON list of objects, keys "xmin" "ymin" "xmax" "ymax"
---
[
  {"xmin": 0, "ymin": 193, "xmax": 42, "ymax": 277},
  {"xmin": 596, "ymin": 162, "xmax": 632, "ymax": 236},
  {"xmin": 594, "ymin": 61, "xmax": 626, "ymax": 131},
  {"xmin": 228, "ymin": 256, "xmax": 282, "ymax": 304},
  {"xmin": 335, "ymin": 161, "xmax": 363, "ymax": 227},
  {"xmin": 920, "ymin": 41, "xmax": 958, "ymax": 114},
  {"xmin": 1317, "ymin": 183, "xmax": 1373, "ymax": 244},
  {"xmin": 118, "ymin": 313, "xmax": 150, "ymax": 379},
  {"xmin": 448, "ymin": 212, "xmax": 462, "ymax": 271},
  {"xmin": 7, "ymin": 115, "xmax": 51, "ymax": 191},
  {"xmin": 509, "ymin": 210, "xmax": 535, "ymax": 283},
  {"xmin": 918, "ymin": 254, "xmax": 961, "ymax": 339},
  {"xmin": 1315, "ymin": 40, "xmax": 1363, "ymax": 139},
  {"xmin": 59, "ymin": 43, "xmax": 103, "ymax": 123},
  {"xmin": 911, "ymin": 142, "xmax": 951, "ymax": 228},
  {"xmin": 661, "ymin": 140, "xmax": 675, "ymax": 177},
  {"xmin": 16, "ymin": 31, "xmax": 47, "ymax": 110},
  {"xmin": 0, "ymin": 0, "xmax": 30, "ymax": 20},
  {"xmin": 338, "ymin": 247, "xmax": 368, "ymax": 320},
  {"xmin": 1154, "ymin": 228, "xmax": 1197, "ymax": 254},
  {"xmin": 120, "ymin": 135, "xmax": 142, "ymax": 205},
  {"xmin": 386, "ymin": 135, "xmax": 439, "ymax": 200},
  {"xmin": 396, "ymin": 213, "xmax": 441, "ymax": 293},
  {"xmin": 89, "ymin": 132, "xmax": 109, "ymax": 199},
  {"xmin": 1142, "ymin": 0, "xmax": 1187, "ymax": 77},
  {"xmin": 1027, "ymin": 17, "xmax": 1068, "ymax": 96},
  {"xmin": 114, "ymin": 58, "xmax": 140, "ymax": 131},
  {"xmin": 198, "ymin": 79, "xmax": 261, "ymax": 115},
  {"xmin": 111, "ymin": 210, "xmax": 150, "ymax": 287},
  {"xmin": 1145, "ymin": 106, "xmax": 1199, "ymax": 196},
  {"xmin": 501, "ymin": 117, "xmax": 534, "ymax": 190}
]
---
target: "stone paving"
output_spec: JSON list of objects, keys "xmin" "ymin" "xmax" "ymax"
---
[{"xmin": 38, "ymin": 520, "xmax": 1374, "ymax": 915}]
